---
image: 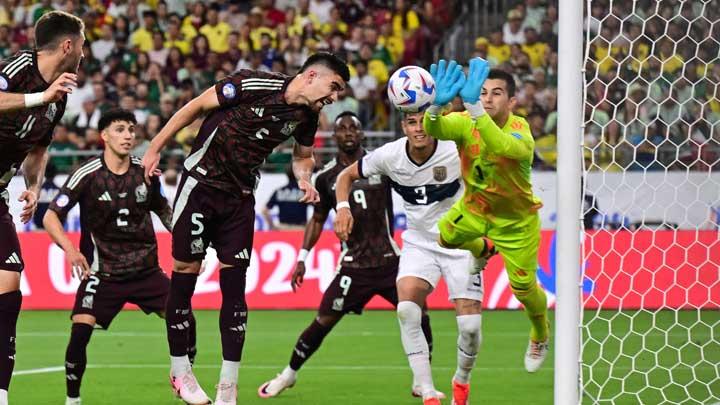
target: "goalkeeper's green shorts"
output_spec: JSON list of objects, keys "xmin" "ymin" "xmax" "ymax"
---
[{"xmin": 438, "ymin": 200, "xmax": 541, "ymax": 289}]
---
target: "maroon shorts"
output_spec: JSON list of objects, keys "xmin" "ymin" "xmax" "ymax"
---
[
  {"xmin": 71, "ymin": 269, "xmax": 170, "ymax": 329},
  {"xmin": 171, "ymin": 175, "xmax": 255, "ymax": 266},
  {"xmin": 0, "ymin": 190, "xmax": 23, "ymax": 272},
  {"xmin": 318, "ymin": 261, "xmax": 399, "ymax": 316}
]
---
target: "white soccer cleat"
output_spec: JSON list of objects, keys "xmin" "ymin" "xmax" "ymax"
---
[
  {"xmin": 214, "ymin": 382, "xmax": 237, "ymax": 405},
  {"xmin": 257, "ymin": 373, "xmax": 296, "ymax": 398},
  {"xmin": 170, "ymin": 369, "xmax": 212, "ymax": 404},
  {"xmin": 65, "ymin": 397, "xmax": 82, "ymax": 405},
  {"xmin": 412, "ymin": 386, "xmax": 446, "ymax": 399},
  {"xmin": 524, "ymin": 339, "xmax": 550, "ymax": 373}
]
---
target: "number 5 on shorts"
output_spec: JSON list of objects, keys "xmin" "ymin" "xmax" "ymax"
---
[{"xmin": 339, "ymin": 275, "xmax": 352, "ymax": 296}]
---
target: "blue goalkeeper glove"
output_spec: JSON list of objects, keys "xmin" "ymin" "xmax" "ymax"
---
[
  {"xmin": 429, "ymin": 59, "xmax": 466, "ymax": 106},
  {"xmin": 459, "ymin": 57, "xmax": 491, "ymax": 104}
]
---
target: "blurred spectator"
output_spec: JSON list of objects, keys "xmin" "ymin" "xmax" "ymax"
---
[
  {"xmin": 48, "ymin": 125, "xmax": 79, "ymax": 173},
  {"xmin": 348, "ymin": 60, "xmax": 377, "ymax": 126},
  {"xmin": 149, "ymin": 31, "xmax": 170, "ymax": 67},
  {"xmin": 165, "ymin": 17, "xmax": 191, "ymax": 55},
  {"xmin": 200, "ymin": 3, "xmax": 231, "ymax": 54},
  {"xmin": 310, "ymin": 0, "xmax": 335, "ymax": 25},
  {"xmin": 488, "ymin": 29, "xmax": 510, "ymax": 66},
  {"xmin": 132, "ymin": 124, "xmax": 151, "ymax": 158},
  {"xmin": 319, "ymin": 89, "xmax": 359, "ymax": 130},
  {"xmin": 503, "ymin": 9, "xmax": 526, "ymax": 45},
  {"xmin": 392, "ymin": 0, "xmax": 420, "ymax": 40},
  {"xmin": 539, "ymin": 19, "xmax": 558, "ymax": 52},
  {"xmin": 262, "ymin": 165, "xmax": 309, "ymax": 230},
  {"xmin": 92, "ymin": 24, "xmax": 116, "ymax": 62},
  {"xmin": 521, "ymin": 27, "xmax": 548, "ymax": 68},
  {"xmin": 74, "ymin": 94, "xmax": 102, "ymax": 131},
  {"xmin": 523, "ymin": 0, "xmax": 546, "ymax": 31},
  {"xmin": 132, "ymin": 10, "xmax": 158, "ymax": 53},
  {"xmin": 33, "ymin": 164, "xmax": 61, "ymax": 230}
]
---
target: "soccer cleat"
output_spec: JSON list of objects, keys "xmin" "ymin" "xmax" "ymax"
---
[
  {"xmin": 451, "ymin": 379, "xmax": 470, "ymax": 405},
  {"xmin": 65, "ymin": 397, "xmax": 82, "ymax": 405},
  {"xmin": 423, "ymin": 396, "xmax": 442, "ymax": 405},
  {"xmin": 214, "ymin": 382, "xmax": 237, "ymax": 405},
  {"xmin": 257, "ymin": 373, "xmax": 296, "ymax": 398},
  {"xmin": 469, "ymin": 239, "xmax": 496, "ymax": 274},
  {"xmin": 524, "ymin": 339, "xmax": 550, "ymax": 373},
  {"xmin": 412, "ymin": 387, "xmax": 446, "ymax": 399},
  {"xmin": 170, "ymin": 369, "xmax": 212, "ymax": 404}
]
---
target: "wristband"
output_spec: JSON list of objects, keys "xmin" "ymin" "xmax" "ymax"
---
[
  {"xmin": 463, "ymin": 101, "xmax": 486, "ymax": 119},
  {"xmin": 297, "ymin": 248, "xmax": 309, "ymax": 262},
  {"xmin": 24, "ymin": 92, "xmax": 44, "ymax": 108},
  {"xmin": 336, "ymin": 201, "xmax": 350, "ymax": 210}
]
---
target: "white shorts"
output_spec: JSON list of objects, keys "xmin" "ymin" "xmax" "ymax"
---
[{"xmin": 397, "ymin": 231, "xmax": 483, "ymax": 302}]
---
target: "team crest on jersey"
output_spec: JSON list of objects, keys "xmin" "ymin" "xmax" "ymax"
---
[
  {"xmin": 433, "ymin": 166, "xmax": 447, "ymax": 181},
  {"xmin": 45, "ymin": 102, "xmax": 57, "ymax": 121},
  {"xmin": 135, "ymin": 183, "xmax": 148, "ymax": 203},
  {"xmin": 55, "ymin": 194, "xmax": 70, "ymax": 208},
  {"xmin": 190, "ymin": 238, "xmax": 204, "ymax": 254},
  {"xmin": 332, "ymin": 297, "xmax": 344, "ymax": 311},
  {"xmin": 222, "ymin": 83, "xmax": 236, "ymax": 99},
  {"xmin": 0, "ymin": 75, "xmax": 7, "ymax": 90},
  {"xmin": 82, "ymin": 295, "xmax": 94, "ymax": 309},
  {"xmin": 281, "ymin": 121, "xmax": 300, "ymax": 136}
]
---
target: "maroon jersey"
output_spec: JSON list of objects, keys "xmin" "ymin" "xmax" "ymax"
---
[
  {"xmin": 314, "ymin": 154, "xmax": 399, "ymax": 269},
  {"xmin": 184, "ymin": 69, "xmax": 319, "ymax": 194},
  {"xmin": 0, "ymin": 50, "xmax": 66, "ymax": 191},
  {"xmin": 49, "ymin": 156, "xmax": 171, "ymax": 281}
]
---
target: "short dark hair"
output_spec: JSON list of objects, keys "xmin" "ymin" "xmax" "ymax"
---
[
  {"xmin": 334, "ymin": 111, "xmax": 362, "ymax": 127},
  {"xmin": 299, "ymin": 52, "xmax": 350, "ymax": 82},
  {"xmin": 98, "ymin": 109, "xmax": 137, "ymax": 132},
  {"xmin": 35, "ymin": 11, "xmax": 84, "ymax": 50},
  {"xmin": 487, "ymin": 69, "xmax": 516, "ymax": 97}
]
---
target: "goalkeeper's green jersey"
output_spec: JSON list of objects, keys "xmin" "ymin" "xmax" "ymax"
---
[{"xmin": 423, "ymin": 111, "xmax": 543, "ymax": 223}]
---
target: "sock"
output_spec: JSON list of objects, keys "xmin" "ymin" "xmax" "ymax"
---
[
  {"xmin": 166, "ymin": 272, "xmax": 198, "ymax": 357},
  {"xmin": 219, "ymin": 360, "xmax": 239, "ymax": 384},
  {"xmin": 0, "ymin": 389, "xmax": 6, "ymax": 404},
  {"xmin": 170, "ymin": 355, "xmax": 191, "ymax": 377},
  {"xmin": 219, "ymin": 267, "xmax": 248, "ymax": 362},
  {"xmin": 512, "ymin": 282, "xmax": 549, "ymax": 342},
  {"xmin": 288, "ymin": 319, "xmax": 333, "ymax": 371},
  {"xmin": 0, "ymin": 290, "xmax": 21, "ymax": 393},
  {"xmin": 420, "ymin": 312, "xmax": 433, "ymax": 357},
  {"xmin": 187, "ymin": 313, "xmax": 197, "ymax": 365},
  {"xmin": 280, "ymin": 365, "xmax": 296, "ymax": 381},
  {"xmin": 65, "ymin": 323, "xmax": 93, "ymax": 398},
  {"xmin": 397, "ymin": 301, "xmax": 435, "ymax": 397},
  {"xmin": 454, "ymin": 314, "xmax": 482, "ymax": 384},
  {"xmin": 459, "ymin": 237, "xmax": 493, "ymax": 258}
]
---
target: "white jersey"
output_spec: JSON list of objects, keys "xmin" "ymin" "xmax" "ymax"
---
[{"xmin": 358, "ymin": 138, "xmax": 462, "ymax": 238}]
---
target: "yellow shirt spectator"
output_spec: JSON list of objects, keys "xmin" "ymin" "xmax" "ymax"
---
[
  {"xmin": 321, "ymin": 21, "xmax": 348, "ymax": 36},
  {"xmin": 368, "ymin": 59, "xmax": 389, "ymax": 84},
  {"xmin": 392, "ymin": 10, "xmax": 419, "ymax": 38},
  {"xmin": 181, "ymin": 21, "xmax": 198, "ymax": 41},
  {"xmin": 488, "ymin": 43, "xmax": 511, "ymax": 64},
  {"xmin": 522, "ymin": 42, "xmax": 548, "ymax": 68},
  {"xmin": 379, "ymin": 35, "xmax": 404, "ymax": 64},
  {"xmin": 200, "ymin": 22, "xmax": 232, "ymax": 53},
  {"xmin": 165, "ymin": 39, "xmax": 191, "ymax": 55},
  {"xmin": 131, "ymin": 27, "xmax": 153, "ymax": 52},
  {"xmin": 661, "ymin": 52, "xmax": 684, "ymax": 75},
  {"xmin": 250, "ymin": 27, "xmax": 277, "ymax": 50}
]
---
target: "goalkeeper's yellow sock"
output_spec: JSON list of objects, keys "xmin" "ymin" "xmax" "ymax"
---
[
  {"xmin": 457, "ymin": 237, "xmax": 493, "ymax": 258},
  {"xmin": 512, "ymin": 282, "xmax": 549, "ymax": 342}
]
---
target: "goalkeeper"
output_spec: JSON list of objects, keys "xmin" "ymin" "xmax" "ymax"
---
[{"xmin": 423, "ymin": 58, "xmax": 550, "ymax": 372}]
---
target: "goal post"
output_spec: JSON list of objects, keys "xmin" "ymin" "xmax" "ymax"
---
[{"xmin": 556, "ymin": 1, "xmax": 720, "ymax": 404}]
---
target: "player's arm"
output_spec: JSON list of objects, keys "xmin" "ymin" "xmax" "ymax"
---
[
  {"xmin": 0, "ymin": 72, "xmax": 76, "ymax": 112},
  {"xmin": 17, "ymin": 143, "xmax": 49, "ymax": 224},
  {"xmin": 292, "ymin": 208, "xmax": 330, "ymax": 292},
  {"xmin": 423, "ymin": 59, "xmax": 468, "ymax": 142},
  {"xmin": 292, "ymin": 143, "xmax": 319, "ymax": 204},
  {"xmin": 423, "ymin": 110, "xmax": 473, "ymax": 142},
  {"xmin": 333, "ymin": 162, "xmax": 361, "ymax": 242},
  {"xmin": 472, "ymin": 114, "xmax": 532, "ymax": 160},
  {"xmin": 142, "ymin": 86, "xmax": 220, "ymax": 182}
]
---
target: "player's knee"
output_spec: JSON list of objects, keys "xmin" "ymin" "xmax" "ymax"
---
[
  {"xmin": 316, "ymin": 314, "xmax": 341, "ymax": 329},
  {"xmin": 397, "ymin": 301, "xmax": 422, "ymax": 325},
  {"xmin": 173, "ymin": 260, "xmax": 201, "ymax": 274},
  {"xmin": 457, "ymin": 315, "xmax": 482, "ymax": 351},
  {"xmin": 71, "ymin": 314, "xmax": 96, "ymax": 327},
  {"xmin": 509, "ymin": 276, "xmax": 537, "ymax": 296}
]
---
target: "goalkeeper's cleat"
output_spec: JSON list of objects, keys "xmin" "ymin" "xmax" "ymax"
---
[
  {"xmin": 524, "ymin": 339, "xmax": 550, "ymax": 373},
  {"xmin": 469, "ymin": 239, "xmax": 496, "ymax": 274},
  {"xmin": 451, "ymin": 379, "xmax": 470, "ymax": 405},
  {"xmin": 257, "ymin": 373, "xmax": 296, "ymax": 398},
  {"xmin": 412, "ymin": 386, "xmax": 446, "ymax": 399},
  {"xmin": 65, "ymin": 397, "xmax": 82, "ymax": 405},
  {"xmin": 170, "ymin": 369, "xmax": 211, "ymax": 404},
  {"xmin": 214, "ymin": 382, "xmax": 237, "ymax": 405}
]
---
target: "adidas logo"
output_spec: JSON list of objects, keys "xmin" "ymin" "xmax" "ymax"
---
[
  {"xmin": 235, "ymin": 249, "xmax": 250, "ymax": 260},
  {"xmin": 251, "ymin": 107, "xmax": 264, "ymax": 117},
  {"xmin": 5, "ymin": 252, "xmax": 20, "ymax": 264},
  {"xmin": 97, "ymin": 192, "xmax": 112, "ymax": 201}
]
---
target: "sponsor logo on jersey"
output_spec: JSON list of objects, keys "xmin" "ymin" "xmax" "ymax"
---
[
  {"xmin": 281, "ymin": 121, "xmax": 299, "ymax": 136},
  {"xmin": 135, "ymin": 183, "xmax": 147, "ymax": 203},
  {"xmin": 332, "ymin": 297, "xmax": 344, "ymax": 311},
  {"xmin": 222, "ymin": 83, "xmax": 236, "ymax": 99},
  {"xmin": 190, "ymin": 237, "xmax": 204, "ymax": 254},
  {"xmin": 511, "ymin": 120, "xmax": 523, "ymax": 130},
  {"xmin": 45, "ymin": 102, "xmax": 57, "ymax": 121},
  {"xmin": 0, "ymin": 75, "xmax": 8, "ymax": 90},
  {"xmin": 511, "ymin": 132, "xmax": 523, "ymax": 139},
  {"xmin": 433, "ymin": 166, "xmax": 447, "ymax": 181},
  {"xmin": 251, "ymin": 107, "xmax": 264, "ymax": 117},
  {"xmin": 82, "ymin": 295, "xmax": 94, "ymax": 309},
  {"xmin": 56, "ymin": 194, "xmax": 70, "ymax": 207}
]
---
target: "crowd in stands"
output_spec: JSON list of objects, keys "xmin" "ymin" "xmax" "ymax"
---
[{"xmin": 1, "ymin": 0, "xmax": 717, "ymax": 174}]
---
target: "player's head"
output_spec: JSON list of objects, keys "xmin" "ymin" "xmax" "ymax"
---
[
  {"xmin": 401, "ymin": 111, "xmax": 433, "ymax": 150},
  {"xmin": 297, "ymin": 52, "xmax": 350, "ymax": 112},
  {"xmin": 35, "ymin": 11, "xmax": 86, "ymax": 74},
  {"xmin": 481, "ymin": 69, "xmax": 517, "ymax": 122},
  {"xmin": 333, "ymin": 111, "xmax": 364, "ymax": 155},
  {"xmin": 98, "ymin": 109, "xmax": 137, "ymax": 158}
]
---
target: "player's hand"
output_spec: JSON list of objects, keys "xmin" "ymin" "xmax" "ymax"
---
[
  {"xmin": 142, "ymin": 149, "xmax": 162, "ymax": 184},
  {"xmin": 67, "ymin": 249, "xmax": 91, "ymax": 280},
  {"xmin": 291, "ymin": 261, "xmax": 306, "ymax": 292},
  {"xmin": 17, "ymin": 190, "xmax": 37, "ymax": 224},
  {"xmin": 298, "ymin": 179, "xmax": 320, "ymax": 204},
  {"xmin": 429, "ymin": 59, "xmax": 466, "ymax": 106},
  {"xmin": 334, "ymin": 207, "xmax": 354, "ymax": 242},
  {"xmin": 459, "ymin": 57, "xmax": 490, "ymax": 104},
  {"xmin": 43, "ymin": 72, "xmax": 77, "ymax": 104}
]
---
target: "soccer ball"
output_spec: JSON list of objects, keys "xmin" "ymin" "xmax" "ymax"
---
[{"xmin": 387, "ymin": 66, "xmax": 436, "ymax": 113}]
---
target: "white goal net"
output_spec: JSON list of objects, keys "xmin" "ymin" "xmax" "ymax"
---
[{"xmin": 581, "ymin": 0, "xmax": 719, "ymax": 403}]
